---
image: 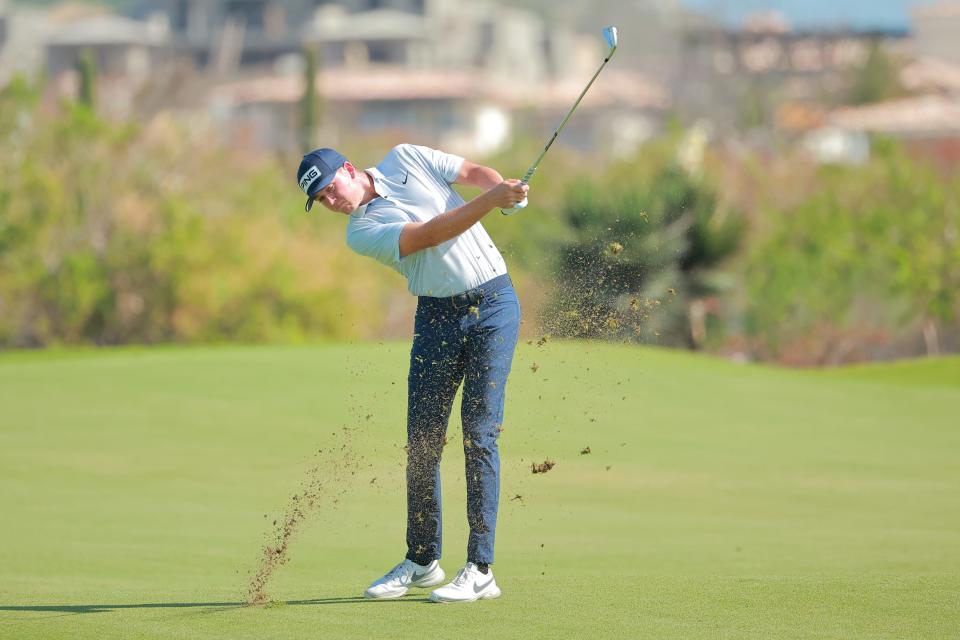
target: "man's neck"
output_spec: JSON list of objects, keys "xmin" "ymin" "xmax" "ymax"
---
[{"xmin": 359, "ymin": 170, "xmax": 379, "ymax": 206}]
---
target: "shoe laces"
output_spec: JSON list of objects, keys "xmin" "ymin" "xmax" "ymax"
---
[
  {"xmin": 452, "ymin": 563, "xmax": 477, "ymax": 587},
  {"xmin": 385, "ymin": 560, "xmax": 414, "ymax": 583}
]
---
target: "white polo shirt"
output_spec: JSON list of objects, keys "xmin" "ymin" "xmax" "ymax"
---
[{"xmin": 345, "ymin": 144, "xmax": 508, "ymax": 297}]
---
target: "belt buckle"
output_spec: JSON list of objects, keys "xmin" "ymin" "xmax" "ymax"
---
[
  {"xmin": 451, "ymin": 293, "xmax": 470, "ymax": 310},
  {"xmin": 467, "ymin": 289, "xmax": 483, "ymax": 306}
]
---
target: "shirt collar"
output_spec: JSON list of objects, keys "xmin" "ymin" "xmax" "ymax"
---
[
  {"xmin": 371, "ymin": 167, "xmax": 392, "ymax": 193},
  {"xmin": 350, "ymin": 167, "xmax": 390, "ymax": 218}
]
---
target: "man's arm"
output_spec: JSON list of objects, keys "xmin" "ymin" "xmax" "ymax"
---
[
  {"xmin": 398, "ymin": 179, "xmax": 528, "ymax": 258},
  {"xmin": 455, "ymin": 160, "xmax": 503, "ymax": 191}
]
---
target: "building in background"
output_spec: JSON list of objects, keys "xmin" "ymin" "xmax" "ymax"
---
[
  {"xmin": 0, "ymin": 2, "xmax": 56, "ymax": 87},
  {"xmin": 45, "ymin": 14, "xmax": 170, "ymax": 78},
  {"xmin": 910, "ymin": 1, "xmax": 960, "ymax": 66},
  {"xmin": 181, "ymin": 0, "xmax": 665, "ymax": 155},
  {"xmin": 133, "ymin": 0, "xmax": 572, "ymax": 80},
  {"xmin": 794, "ymin": 2, "xmax": 960, "ymax": 168},
  {"xmin": 207, "ymin": 67, "xmax": 512, "ymax": 153},
  {"xmin": 677, "ymin": 11, "xmax": 909, "ymax": 133},
  {"xmin": 208, "ymin": 62, "xmax": 667, "ymax": 156},
  {"xmin": 132, "ymin": 0, "xmax": 312, "ymax": 69},
  {"xmin": 0, "ymin": 0, "xmax": 671, "ymax": 156}
]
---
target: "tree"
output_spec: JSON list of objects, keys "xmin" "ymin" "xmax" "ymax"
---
[
  {"xmin": 848, "ymin": 41, "xmax": 902, "ymax": 106},
  {"xmin": 76, "ymin": 48, "xmax": 97, "ymax": 109},
  {"xmin": 744, "ymin": 139, "xmax": 960, "ymax": 361},
  {"xmin": 300, "ymin": 46, "xmax": 321, "ymax": 152},
  {"xmin": 0, "ymin": 78, "xmax": 399, "ymax": 348},
  {"xmin": 545, "ymin": 161, "xmax": 743, "ymax": 348}
]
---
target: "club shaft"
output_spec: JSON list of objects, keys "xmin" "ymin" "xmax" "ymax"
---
[{"xmin": 521, "ymin": 53, "xmax": 615, "ymax": 184}]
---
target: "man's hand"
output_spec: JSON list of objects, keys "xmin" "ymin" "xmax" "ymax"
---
[{"xmin": 487, "ymin": 180, "xmax": 529, "ymax": 210}]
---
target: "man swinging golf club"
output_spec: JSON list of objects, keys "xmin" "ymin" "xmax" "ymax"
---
[
  {"xmin": 296, "ymin": 144, "xmax": 527, "ymax": 603},
  {"xmin": 295, "ymin": 25, "xmax": 617, "ymax": 603}
]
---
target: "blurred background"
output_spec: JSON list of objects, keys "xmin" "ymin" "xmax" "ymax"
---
[{"xmin": 0, "ymin": 0, "xmax": 957, "ymax": 365}]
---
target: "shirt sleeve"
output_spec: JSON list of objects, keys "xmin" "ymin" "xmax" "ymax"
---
[
  {"xmin": 346, "ymin": 217, "xmax": 406, "ymax": 268},
  {"xmin": 409, "ymin": 144, "xmax": 464, "ymax": 184}
]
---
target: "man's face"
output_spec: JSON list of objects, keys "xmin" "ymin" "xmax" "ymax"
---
[{"xmin": 312, "ymin": 163, "xmax": 365, "ymax": 214}]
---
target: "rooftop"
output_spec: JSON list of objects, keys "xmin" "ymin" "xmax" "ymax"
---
[
  {"xmin": 307, "ymin": 7, "xmax": 429, "ymax": 42},
  {"xmin": 830, "ymin": 94, "xmax": 960, "ymax": 135},
  {"xmin": 901, "ymin": 57, "xmax": 960, "ymax": 94},
  {"xmin": 912, "ymin": 1, "xmax": 960, "ymax": 18},
  {"xmin": 47, "ymin": 14, "xmax": 168, "ymax": 47},
  {"xmin": 209, "ymin": 67, "xmax": 669, "ymax": 110}
]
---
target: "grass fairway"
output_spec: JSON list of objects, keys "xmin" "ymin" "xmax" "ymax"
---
[{"xmin": 0, "ymin": 343, "xmax": 958, "ymax": 639}]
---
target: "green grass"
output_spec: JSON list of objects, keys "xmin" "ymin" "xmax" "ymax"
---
[{"xmin": 0, "ymin": 343, "xmax": 958, "ymax": 639}]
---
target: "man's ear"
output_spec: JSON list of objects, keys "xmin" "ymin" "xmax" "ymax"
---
[{"xmin": 343, "ymin": 162, "xmax": 356, "ymax": 178}]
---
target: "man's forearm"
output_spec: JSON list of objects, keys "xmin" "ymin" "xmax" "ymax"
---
[
  {"xmin": 399, "ymin": 179, "xmax": 526, "ymax": 258},
  {"xmin": 423, "ymin": 191, "xmax": 496, "ymax": 247}
]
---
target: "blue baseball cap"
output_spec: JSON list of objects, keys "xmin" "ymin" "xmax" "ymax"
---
[{"xmin": 297, "ymin": 148, "xmax": 348, "ymax": 212}]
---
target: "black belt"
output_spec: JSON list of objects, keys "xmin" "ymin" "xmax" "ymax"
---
[{"xmin": 418, "ymin": 274, "xmax": 512, "ymax": 309}]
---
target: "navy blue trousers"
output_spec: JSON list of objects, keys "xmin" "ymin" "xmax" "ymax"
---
[{"xmin": 405, "ymin": 274, "xmax": 521, "ymax": 566}]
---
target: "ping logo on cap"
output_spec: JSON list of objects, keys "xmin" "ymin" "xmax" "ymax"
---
[{"xmin": 299, "ymin": 165, "xmax": 322, "ymax": 194}]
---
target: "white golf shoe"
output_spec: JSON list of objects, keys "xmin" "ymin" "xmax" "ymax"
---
[
  {"xmin": 363, "ymin": 559, "xmax": 445, "ymax": 599},
  {"xmin": 428, "ymin": 562, "xmax": 501, "ymax": 603}
]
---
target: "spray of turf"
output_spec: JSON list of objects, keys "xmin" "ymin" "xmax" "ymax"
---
[
  {"xmin": 244, "ymin": 457, "xmax": 317, "ymax": 605},
  {"xmin": 531, "ymin": 459, "xmax": 556, "ymax": 474},
  {"xmin": 244, "ymin": 438, "xmax": 364, "ymax": 605},
  {"xmin": 242, "ymin": 351, "xmax": 450, "ymax": 605},
  {"xmin": 243, "ymin": 360, "xmax": 391, "ymax": 606},
  {"xmin": 538, "ymin": 226, "xmax": 682, "ymax": 345},
  {"xmin": 515, "ymin": 227, "xmax": 682, "ymax": 490}
]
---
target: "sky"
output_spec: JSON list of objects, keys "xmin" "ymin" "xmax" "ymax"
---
[{"xmin": 682, "ymin": 0, "xmax": 922, "ymax": 30}]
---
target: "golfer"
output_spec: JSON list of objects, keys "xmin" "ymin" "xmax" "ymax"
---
[{"xmin": 296, "ymin": 145, "xmax": 527, "ymax": 603}]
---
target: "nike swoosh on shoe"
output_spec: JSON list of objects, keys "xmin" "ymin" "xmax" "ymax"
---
[{"xmin": 472, "ymin": 577, "xmax": 494, "ymax": 594}]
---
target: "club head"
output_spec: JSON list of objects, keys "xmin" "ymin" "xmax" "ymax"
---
[{"xmin": 603, "ymin": 26, "xmax": 618, "ymax": 55}]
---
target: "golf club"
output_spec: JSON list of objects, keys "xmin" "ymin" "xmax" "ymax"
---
[{"xmin": 502, "ymin": 25, "xmax": 619, "ymax": 215}]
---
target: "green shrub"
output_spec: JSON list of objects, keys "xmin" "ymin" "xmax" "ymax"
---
[
  {"xmin": 0, "ymin": 78, "xmax": 399, "ymax": 348},
  {"xmin": 544, "ymin": 144, "xmax": 743, "ymax": 348},
  {"xmin": 743, "ymin": 140, "xmax": 960, "ymax": 362}
]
